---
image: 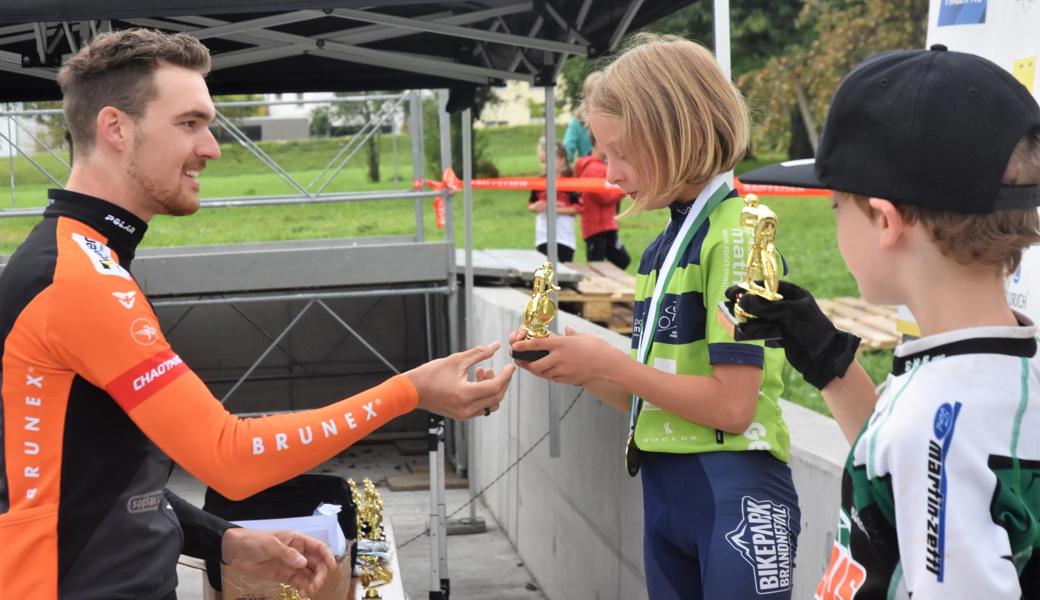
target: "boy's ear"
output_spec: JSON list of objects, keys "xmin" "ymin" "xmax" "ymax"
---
[{"xmin": 869, "ymin": 197, "xmax": 906, "ymax": 249}]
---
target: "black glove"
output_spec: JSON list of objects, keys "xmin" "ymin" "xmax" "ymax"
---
[{"xmin": 724, "ymin": 281, "xmax": 860, "ymax": 390}]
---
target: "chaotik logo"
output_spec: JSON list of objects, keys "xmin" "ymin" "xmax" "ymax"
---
[{"xmin": 726, "ymin": 495, "xmax": 794, "ymax": 594}]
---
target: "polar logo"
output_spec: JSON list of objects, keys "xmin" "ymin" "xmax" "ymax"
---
[
  {"xmin": 726, "ymin": 496, "xmax": 794, "ymax": 594},
  {"xmin": 105, "ymin": 214, "xmax": 136, "ymax": 234}
]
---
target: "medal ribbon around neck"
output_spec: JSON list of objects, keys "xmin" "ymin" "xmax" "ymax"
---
[{"xmin": 628, "ymin": 174, "xmax": 733, "ymax": 433}]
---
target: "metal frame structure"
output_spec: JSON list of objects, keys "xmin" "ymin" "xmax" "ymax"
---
[
  {"xmin": 0, "ymin": 3, "xmax": 694, "ymax": 598},
  {"xmin": 0, "ymin": 3, "xmax": 688, "ymax": 101},
  {"xmin": 0, "ymin": 91, "xmax": 424, "ymax": 216}
]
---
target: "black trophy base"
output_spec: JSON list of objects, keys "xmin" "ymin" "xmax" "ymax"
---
[
  {"xmin": 513, "ymin": 349, "xmax": 549, "ymax": 361},
  {"xmin": 716, "ymin": 299, "xmax": 783, "ymax": 342}
]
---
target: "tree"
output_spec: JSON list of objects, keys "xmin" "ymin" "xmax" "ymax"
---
[
  {"xmin": 330, "ymin": 92, "xmax": 403, "ymax": 183},
  {"xmin": 740, "ymin": 0, "xmax": 928, "ymax": 156},
  {"xmin": 640, "ymin": 1, "xmax": 804, "ymax": 76},
  {"xmin": 418, "ymin": 87, "xmax": 501, "ymax": 179},
  {"xmin": 559, "ymin": 1, "xmax": 805, "ymax": 150},
  {"xmin": 560, "ymin": 55, "xmax": 597, "ymax": 111},
  {"xmin": 560, "ymin": 1, "xmax": 927, "ymax": 158},
  {"xmin": 25, "ymin": 100, "xmax": 70, "ymax": 161},
  {"xmin": 309, "ymin": 105, "xmax": 333, "ymax": 138}
]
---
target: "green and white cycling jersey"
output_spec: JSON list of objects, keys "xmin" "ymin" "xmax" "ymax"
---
[
  {"xmin": 629, "ymin": 190, "xmax": 790, "ymax": 462},
  {"xmin": 817, "ymin": 321, "xmax": 1040, "ymax": 599}
]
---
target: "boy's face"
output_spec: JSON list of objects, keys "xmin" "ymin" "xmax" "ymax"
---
[{"xmin": 832, "ymin": 192, "xmax": 894, "ymax": 304}]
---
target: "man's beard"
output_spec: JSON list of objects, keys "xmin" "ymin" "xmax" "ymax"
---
[{"xmin": 126, "ymin": 136, "xmax": 199, "ymax": 217}]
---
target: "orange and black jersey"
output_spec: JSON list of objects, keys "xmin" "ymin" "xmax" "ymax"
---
[{"xmin": 0, "ymin": 190, "xmax": 419, "ymax": 598}]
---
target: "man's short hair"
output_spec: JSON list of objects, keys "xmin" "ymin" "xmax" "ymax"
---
[{"xmin": 57, "ymin": 29, "xmax": 211, "ymax": 156}]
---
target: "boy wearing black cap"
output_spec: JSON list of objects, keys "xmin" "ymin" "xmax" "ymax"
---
[{"xmin": 732, "ymin": 46, "xmax": 1040, "ymax": 598}]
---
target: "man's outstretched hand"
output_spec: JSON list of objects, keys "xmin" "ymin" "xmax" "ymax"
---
[
  {"xmin": 220, "ymin": 528, "xmax": 337, "ymax": 595},
  {"xmin": 725, "ymin": 280, "xmax": 861, "ymax": 390},
  {"xmin": 405, "ymin": 341, "xmax": 516, "ymax": 419}
]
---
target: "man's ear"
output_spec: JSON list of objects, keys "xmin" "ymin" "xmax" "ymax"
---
[
  {"xmin": 95, "ymin": 106, "xmax": 130, "ymax": 153},
  {"xmin": 869, "ymin": 197, "xmax": 906, "ymax": 249}
]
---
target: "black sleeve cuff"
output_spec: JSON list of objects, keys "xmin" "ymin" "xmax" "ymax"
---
[
  {"xmin": 165, "ymin": 489, "xmax": 238, "ymax": 562},
  {"xmin": 708, "ymin": 342, "xmax": 765, "ymax": 367}
]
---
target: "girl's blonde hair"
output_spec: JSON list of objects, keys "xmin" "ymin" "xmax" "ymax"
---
[{"xmin": 580, "ymin": 33, "xmax": 749, "ymax": 211}]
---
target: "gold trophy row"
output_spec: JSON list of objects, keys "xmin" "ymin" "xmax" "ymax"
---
[{"xmin": 350, "ymin": 478, "xmax": 393, "ymax": 599}]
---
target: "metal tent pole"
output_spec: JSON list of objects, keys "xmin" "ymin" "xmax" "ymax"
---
[
  {"xmin": 6, "ymin": 107, "xmax": 15, "ymax": 208},
  {"xmin": 544, "ymin": 84, "xmax": 561, "ymax": 458},
  {"xmin": 714, "ymin": 0, "xmax": 735, "ymax": 184},
  {"xmin": 427, "ymin": 88, "xmax": 454, "ymax": 600},
  {"xmin": 452, "ymin": 107, "xmax": 487, "ymax": 530},
  {"xmin": 410, "ymin": 90, "xmax": 425, "ymax": 241}
]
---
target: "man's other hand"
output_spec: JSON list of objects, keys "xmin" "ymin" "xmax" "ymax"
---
[{"xmin": 220, "ymin": 528, "xmax": 337, "ymax": 595}]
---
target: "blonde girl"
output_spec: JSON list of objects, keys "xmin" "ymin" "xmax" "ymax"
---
[{"xmin": 512, "ymin": 34, "xmax": 799, "ymax": 599}]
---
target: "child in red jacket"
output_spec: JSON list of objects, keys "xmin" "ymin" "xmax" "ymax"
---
[
  {"xmin": 575, "ymin": 132, "xmax": 630, "ymax": 269},
  {"xmin": 530, "ymin": 141, "xmax": 583, "ymax": 262}
]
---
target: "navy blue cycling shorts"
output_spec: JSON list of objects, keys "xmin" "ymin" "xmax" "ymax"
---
[{"xmin": 640, "ymin": 450, "xmax": 800, "ymax": 600}]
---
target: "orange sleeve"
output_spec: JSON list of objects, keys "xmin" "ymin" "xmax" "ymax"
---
[{"xmin": 47, "ymin": 244, "xmax": 418, "ymax": 500}]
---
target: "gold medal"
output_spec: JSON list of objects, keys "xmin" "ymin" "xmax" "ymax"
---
[{"xmin": 624, "ymin": 432, "xmax": 641, "ymax": 477}]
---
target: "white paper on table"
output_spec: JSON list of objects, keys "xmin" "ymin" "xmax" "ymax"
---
[{"xmin": 233, "ymin": 513, "xmax": 348, "ymax": 557}]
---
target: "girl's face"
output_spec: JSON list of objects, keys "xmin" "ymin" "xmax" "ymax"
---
[{"xmin": 587, "ymin": 113, "xmax": 640, "ymax": 201}]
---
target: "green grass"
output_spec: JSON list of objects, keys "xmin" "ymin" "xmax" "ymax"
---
[{"xmin": 0, "ymin": 124, "xmax": 893, "ymax": 414}]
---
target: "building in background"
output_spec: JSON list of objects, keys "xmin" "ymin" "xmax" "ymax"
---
[{"xmin": 477, "ymin": 81, "xmax": 572, "ymax": 128}]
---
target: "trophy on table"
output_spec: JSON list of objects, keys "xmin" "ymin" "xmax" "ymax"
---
[
  {"xmin": 513, "ymin": 261, "xmax": 561, "ymax": 361},
  {"xmin": 717, "ymin": 193, "xmax": 784, "ymax": 341},
  {"xmin": 349, "ymin": 478, "xmax": 393, "ymax": 599}
]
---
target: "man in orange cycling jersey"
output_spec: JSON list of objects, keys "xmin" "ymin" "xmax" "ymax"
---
[{"xmin": 0, "ymin": 29, "xmax": 515, "ymax": 599}]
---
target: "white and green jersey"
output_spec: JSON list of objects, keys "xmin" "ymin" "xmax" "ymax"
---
[
  {"xmin": 630, "ymin": 190, "xmax": 789, "ymax": 462},
  {"xmin": 816, "ymin": 322, "xmax": 1040, "ymax": 599}
]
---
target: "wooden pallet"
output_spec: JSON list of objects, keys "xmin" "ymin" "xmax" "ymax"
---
[
  {"xmin": 817, "ymin": 297, "xmax": 900, "ymax": 351},
  {"xmin": 546, "ymin": 264, "xmax": 897, "ymax": 349},
  {"xmin": 557, "ymin": 261, "xmax": 635, "ymax": 325}
]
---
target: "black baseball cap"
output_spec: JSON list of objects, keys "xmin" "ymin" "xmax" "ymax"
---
[{"xmin": 741, "ymin": 45, "xmax": 1040, "ymax": 214}]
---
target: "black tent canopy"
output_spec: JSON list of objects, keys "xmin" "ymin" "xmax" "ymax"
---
[{"xmin": 0, "ymin": 1, "xmax": 691, "ymax": 104}]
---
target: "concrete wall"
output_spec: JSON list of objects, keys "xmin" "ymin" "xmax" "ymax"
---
[{"xmin": 469, "ymin": 286, "xmax": 849, "ymax": 599}]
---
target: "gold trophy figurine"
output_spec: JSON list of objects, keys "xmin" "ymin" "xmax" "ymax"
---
[
  {"xmin": 717, "ymin": 193, "xmax": 784, "ymax": 341},
  {"xmin": 513, "ymin": 262, "xmax": 561, "ymax": 361},
  {"xmin": 359, "ymin": 554, "xmax": 393, "ymax": 598},
  {"xmin": 277, "ymin": 583, "xmax": 307, "ymax": 600}
]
